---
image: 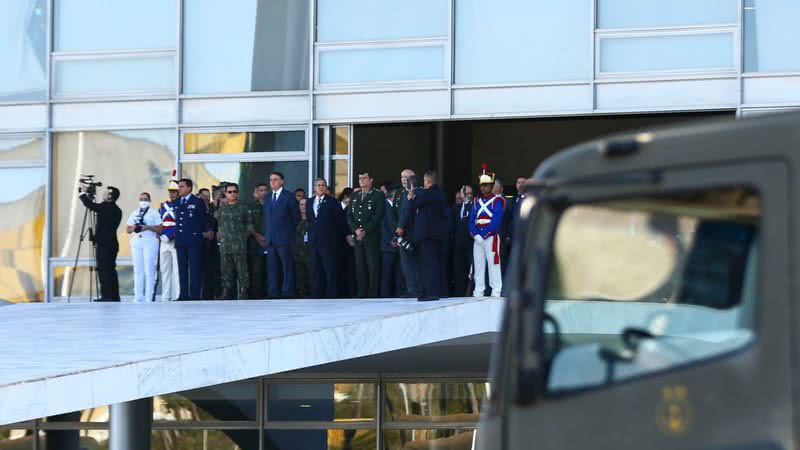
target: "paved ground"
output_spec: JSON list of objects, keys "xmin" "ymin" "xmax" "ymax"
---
[{"xmin": 0, "ymin": 297, "xmax": 502, "ymax": 425}]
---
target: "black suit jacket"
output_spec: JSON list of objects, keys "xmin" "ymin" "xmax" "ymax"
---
[
  {"xmin": 306, "ymin": 195, "xmax": 347, "ymax": 247},
  {"xmin": 409, "ymin": 184, "xmax": 447, "ymax": 241},
  {"xmin": 452, "ymin": 201, "xmax": 473, "ymax": 247}
]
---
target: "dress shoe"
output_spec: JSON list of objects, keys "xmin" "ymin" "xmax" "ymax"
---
[
  {"xmin": 238, "ymin": 287, "xmax": 249, "ymax": 300},
  {"xmin": 417, "ymin": 296, "xmax": 440, "ymax": 302}
]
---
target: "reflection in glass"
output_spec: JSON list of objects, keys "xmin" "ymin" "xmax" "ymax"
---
[
  {"xmin": 333, "ymin": 160, "xmax": 350, "ymax": 197},
  {"xmin": 152, "ymin": 430, "xmax": 257, "ymax": 450},
  {"xmin": 319, "ymin": 46, "xmax": 446, "ymax": 84},
  {"xmin": 0, "ymin": 167, "xmax": 45, "ymax": 302},
  {"xmin": 383, "ymin": 429, "xmax": 476, "ymax": 450},
  {"xmin": 383, "ymin": 383, "xmax": 487, "ymax": 423},
  {"xmin": 154, "ymin": 380, "xmax": 258, "ymax": 421},
  {"xmin": 55, "ymin": 0, "xmax": 176, "ymax": 52},
  {"xmin": 52, "ymin": 265, "xmax": 133, "ymax": 300},
  {"xmin": 744, "ymin": 0, "xmax": 800, "ymax": 72},
  {"xmin": 267, "ymin": 383, "xmax": 376, "ymax": 422},
  {"xmin": 264, "ymin": 429, "xmax": 376, "ymax": 450},
  {"xmin": 54, "ymin": 56, "xmax": 175, "ymax": 96},
  {"xmin": 317, "ymin": 0, "xmax": 448, "ymax": 42},
  {"xmin": 597, "ymin": 0, "xmax": 737, "ymax": 29},
  {"xmin": 52, "ymin": 130, "xmax": 178, "ymax": 259},
  {"xmin": 600, "ymin": 33, "xmax": 735, "ymax": 73},
  {"xmin": 183, "ymin": 0, "xmax": 309, "ymax": 93},
  {"xmin": 40, "ymin": 429, "xmax": 109, "ymax": 450},
  {"xmin": 455, "ymin": 0, "xmax": 590, "ymax": 84},
  {"xmin": 0, "ymin": 0, "xmax": 46, "ymax": 102},
  {"xmin": 334, "ymin": 128, "xmax": 349, "ymax": 156},
  {"xmin": 0, "ymin": 429, "xmax": 35, "ymax": 449},
  {"xmin": 184, "ymin": 131, "xmax": 305, "ymax": 154},
  {"xmin": 0, "ymin": 136, "xmax": 44, "ymax": 162},
  {"xmin": 181, "ymin": 161, "xmax": 309, "ymax": 204}
]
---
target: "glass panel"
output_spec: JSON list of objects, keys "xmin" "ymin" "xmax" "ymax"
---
[
  {"xmin": 0, "ymin": 167, "xmax": 44, "ymax": 302},
  {"xmin": 332, "ymin": 159, "xmax": 349, "ymax": 198},
  {"xmin": 0, "ymin": 429, "xmax": 35, "ymax": 449},
  {"xmin": 52, "ymin": 130, "xmax": 178, "ymax": 258},
  {"xmin": 42, "ymin": 407, "xmax": 109, "ymax": 422},
  {"xmin": 455, "ymin": 0, "xmax": 591, "ymax": 84},
  {"xmin": 183, "ymin": 0, "xmax": 309, "ymax": 93},
  {"xmin": 154, "ymin": 380, "xmax": 258, "ymax": 421},
  {"xmin": 181, "ymin": 161, "xmax": 309, "ymax": 206},
  {"xmin": 383, "ymin": 429, "xmax": 476, "ymax": 450},
  {"xmin": 0, "ymin": 0, "xmax": 47, "ymax": 102},
  {"xmin": 334, "ymin": 128, "xmax": 349, "ymax": 156},
  {"xmin": 267, "ymin": 383, "xmax": 376, "ymax": 422},
  {"xmin": 744, "ymin": 0, "xmax": 800, "ymax": 72},
  {"xmin": 40, "ymin": 429, "xmax": 110, "ymax": 450},
  {"xmin": 152, "ymin": 430, "xmax": 258, "ymax": 450},
  {"xmin": 599, "ymin": 33, "xmax": 735, "ymax": 73},
  {"xmin": 319, "ymin": 46, "xmax": 445, "ymax": 84},
  {"xmin": 184, "ymin": 131, "xmax": 305, "ymax": 155},
  {"xmin": 55, "ymin": 0, "xmax": 176, "ymax": 52},
  {"xmin": 264, "ymin": 429, "xmax": 376, "ymax": 450},
  {"xmin": 317, "ymin": 0, "xmax": 448, "ymax": 42},
  {"xmin": 545, "ymin": 188, "xmax": 759, "ymax": 392},
  {"xmin": 52, "ymin": 265, "xmax": 134, "ymax": 299},
  {"xmin": 0, "ymin": 136, "xmax": 44, "ymax": 162},
  {"xmin": 598, "ymin": 0, "xmax": 737, "ymax": 29},
  {"xmin": 54, "ymin": 56, "xmax": 175, "ymax": 96},
  {"xmin": 383, "ymin": 383, "xmax": 487, "ymax": 423}
]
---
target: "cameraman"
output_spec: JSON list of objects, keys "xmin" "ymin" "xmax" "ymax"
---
[
  {"xmin": 126, "ymin": 192, "xmax": 162, "ymax": 302},
  {"xmin": 79, "ymin": 185, "xmax": 123, "ymax": 301}
]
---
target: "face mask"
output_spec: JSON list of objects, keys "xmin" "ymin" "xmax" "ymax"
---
[{"xmin": 139, "ymin": 201, "xmax": 150, "ymax": 209}]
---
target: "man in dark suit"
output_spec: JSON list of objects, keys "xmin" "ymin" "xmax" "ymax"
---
[
  {"xmin": 174, "ymin": 178, "xmax": 210, "ymax": 300},
  {"xmin": 501, "ymin": 176, "xmax": 528, "ymax": 296},
  {"xmin": 452, "ymin": 185, "xmax": 474, "ymax": 297},
  {"xmin": 408, "ymin": 171, "xmax": 448, "ymax": 301},
  {"xmin": 306, "ymin": 178, "xmax": 347, "ymax": 298},
  {"xmin": 264, "ymin": 171, "xmax": 301, "ymax": 298},
  {"xmin": 380, "ymin": 186, "xmax": 401, "ymax": 297}
]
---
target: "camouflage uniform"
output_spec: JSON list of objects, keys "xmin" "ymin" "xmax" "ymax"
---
[
  {"xmin": 293, "ymin": 219, "xmax": 310, "ymax": 298},
  {"xmin": 347, "ymin": 189, "xmax": 385, "ymax": 297},
  {"xmin": 214, "ymin": 202, "xmax": 253, "ymax": 297},
  {"xmin": 247, "ymin": 201, "xmax": 267, "ymax": 298}
]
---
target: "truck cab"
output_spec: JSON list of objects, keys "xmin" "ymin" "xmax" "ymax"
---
[{"xmin": 479, "ymin": 113, "xmax": 800, "ymax": 450}]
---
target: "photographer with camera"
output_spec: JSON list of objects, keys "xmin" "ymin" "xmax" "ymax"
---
[
  {"xmin": 126, "ymin": 192, "xmax": 163, "ymax": 302},
  {"xmin": 393, "ymin": 169, "xmax": 421, "ymax": 298},
  {"xmin": 406, "ymin": 171, "xmax": 448, "ymax": 302},
  {"xmin": 78, "ymin": 179, "xmax": 122, "ymax": 301}
]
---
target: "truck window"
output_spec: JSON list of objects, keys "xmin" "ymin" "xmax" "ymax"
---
[{"xmin": 543, "ymin": 187, "xmax": 759, "ymax": 392}]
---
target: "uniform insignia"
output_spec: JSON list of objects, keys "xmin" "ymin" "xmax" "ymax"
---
[{"xmin": 188, "ymin": 204, "xmax": 196, "ymax": 210}]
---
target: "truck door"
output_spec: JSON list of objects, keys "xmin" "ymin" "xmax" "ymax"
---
[{"xmin": 499, "ymin": 161, "xmax": 791, "ymax": 450}]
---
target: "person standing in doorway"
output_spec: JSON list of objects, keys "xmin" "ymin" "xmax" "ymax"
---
[
  {"xmin": 215, "ymin": 183, "xmax": 254, "ymax": 299},
  {"xmin": 264, "ymin": 172, "xmax": 301, "ymax": 298},
  {"xmin": 469, "ymin": 165, "xmax": 505, "ymax": 298},
  {"xmin": 294, "ymin": 197, "xmax": 311, "ymax": 298},
  {"xmin": 247, "ymin": 183, "xmax": 268, "ymax": 299},
  {"xmin": 452, "ymin": 185, "xmax": 474, "ymax": 297},
  {"xmin": 126, "ymin": 192, "xmax": 162, "ymax": 302},
  {"xmin": 307, "ymin": 178, "xmax": 347, "ymax": 298},
  {"xmin": 393, "ymin": 169, "xmax": 420, "ymax": 298},
  {"xmin": 174, "ymin": 178, "xmax": 210, "ymax": 300},
  {"xmin": 407, "ymin": 171, "xmax": 448, "ymax": 301},
  {"xmin": 348, "ymin": 171, "xmax": 385, "ymax": 298},
  {"xmin": 199, "ymin": 188, "xmax": 221, "ymax": 300},
  {"xmin": 380, "ymin": 186, "xmax": 400, "ymax": 297},
  {"xmin": 158, "ymin": 175, "xmax": 181, "ymax": 301}
]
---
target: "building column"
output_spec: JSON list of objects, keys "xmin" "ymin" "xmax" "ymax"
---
[{"xmin": 110, "ymin": 398, "xmax": 152, "ymax": 450}]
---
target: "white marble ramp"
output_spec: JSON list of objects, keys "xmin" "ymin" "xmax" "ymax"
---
[{"xmin": 0, "ymin": 297, "xmax": 502, "ymax": 425}]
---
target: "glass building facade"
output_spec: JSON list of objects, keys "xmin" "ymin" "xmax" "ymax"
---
[{"xmin": 2, "ymin": 0, "xmax": 799, "ymax": 302}]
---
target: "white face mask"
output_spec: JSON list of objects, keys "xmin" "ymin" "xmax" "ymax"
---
[{"xmin": 139, "ymin": 201, "xmax": 150, "ymax": 209}]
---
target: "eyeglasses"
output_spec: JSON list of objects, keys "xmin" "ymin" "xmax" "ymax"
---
[{"xmin": 226, "ymin": 190, "xmax": 238, "ymax": 194}]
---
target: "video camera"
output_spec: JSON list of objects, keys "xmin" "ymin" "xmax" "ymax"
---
[
  {"xmin": 78, "ymin": 174, "xmax": 103, "ymax": 200},
  {"xmin": 393, "ymin": 233, "xmax": 414, "ymax": 252}
]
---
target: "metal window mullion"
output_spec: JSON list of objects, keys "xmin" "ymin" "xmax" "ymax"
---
[
  {"xmin": 323, "ymin": 126, "xmax": 331, "ymax": 184},
  {"xmin": 447, "ymin": 0, "xmax": 455, "ymax": 117},
  {"xmin": 377, "ymin": 380, "xmax": 384, "ymax": 450},
  {"xmin": 262, "ymin": 421, "xmax": 375, "ymax": 430},
  {"xmin": 737, "ymin": 0, "xmax": 745, "ymax": 115},
  {"xmin": 591, "ymin": 0, "xmax": 597, "ymax": 111},
  {"xmin": 315, "ymin": 36, "xmax": 448, "ymax": 49},
  {"xmin": 381, "ymin": 422, "xmax": 479, "ymax": 430},
  {"xmin": 151, "ymin": 421, "xmax": 259, "ymax": 430},
  {"xmin": 45, "ymin": 0, "xmax": 54, "ymax": 302},
  {"xmin": 38, "ymin": 422, "xmax": 109, "ymax": 430}
]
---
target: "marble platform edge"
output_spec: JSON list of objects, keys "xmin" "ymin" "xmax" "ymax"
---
[{"xmin": 0, "ymin": 297, "xmax": 504, "ymax": 425}]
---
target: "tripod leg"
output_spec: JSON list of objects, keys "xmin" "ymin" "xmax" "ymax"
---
[{"xmin": 67, "ymin": 206, "xmax": 91, "ymax": 302}]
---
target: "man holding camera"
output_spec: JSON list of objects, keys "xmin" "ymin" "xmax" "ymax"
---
[
  {"xmin": 348, "ymin": 171, "xmax": 385, "ymax": 298},
  {"xmin": 407, "ymin": 171, "xmax": 448, "ymax": 301},
  {"xmin": 393, "ymin": 169, "xmax": 420, "ymax": 298},
  {"xmin": 127, "ymin": 192, "xmax": 163, "ymax": 302},
  {"xmin": 79, "ymin": 184, "xmax": 123, "ymax": 301}
]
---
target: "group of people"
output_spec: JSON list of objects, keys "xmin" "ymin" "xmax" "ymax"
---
[{"xmin": 85, "ymin": 164, "xmax": 528, "ymax": 303}]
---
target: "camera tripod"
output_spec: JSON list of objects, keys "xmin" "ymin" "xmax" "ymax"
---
[{"xmin": 66, "ymin": 201, "xmax": 100, "ymax": 302}]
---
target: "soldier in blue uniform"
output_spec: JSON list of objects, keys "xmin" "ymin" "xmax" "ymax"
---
[{"xmin": 174, "ymin": 178, "xmax": 210, "ymax": 300}]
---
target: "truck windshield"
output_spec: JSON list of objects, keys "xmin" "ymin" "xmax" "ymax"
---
[{"xmin": 543, "ymin": 187, "xmax": 759, "ymax": 392}]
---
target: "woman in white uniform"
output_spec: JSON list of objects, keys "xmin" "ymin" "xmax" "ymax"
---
[{"xmin": 127, "ymin": 192, "xmax": 163, "ymax": 302}]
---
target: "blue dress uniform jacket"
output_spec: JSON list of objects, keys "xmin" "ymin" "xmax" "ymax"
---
[
  {"xmin": 173, "ymin": 194, "xmax": 209, "ymax": 300},
  {"xmin": 263, "ymin": 189, "xmax": 301, "ymax": 297},
  {"xmin": 306, "ymin": 194, "xmax": 347, "ymax": 298},
  {"xmin": 408, "ymin": 185, "xmax": 448, "ymax": 298}
]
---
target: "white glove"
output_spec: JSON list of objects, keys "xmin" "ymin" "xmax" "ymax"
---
[
  {"xmin": 473, "ymin": 234, "xmax": 484, "ymax": 243},
  {"xmin": 159, "ymin": 234, "xmax": 169, "ymax": 243}
]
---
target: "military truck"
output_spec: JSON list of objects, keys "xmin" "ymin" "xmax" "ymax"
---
[{"xmin": 479, "ymin": 113, "xmax": 798, "ymax": 450}]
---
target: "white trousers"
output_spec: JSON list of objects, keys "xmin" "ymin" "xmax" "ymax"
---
[
  {"xmin": 473, "ymin": 234, "xmax": 502, "ymax": 297},
  {"xmin": 159, "ymin": 239, "xmax": 180, "ymax": 301},
  {"xmin": 131, "ymin": 237, "xmax": 159, "ymax": 302}
]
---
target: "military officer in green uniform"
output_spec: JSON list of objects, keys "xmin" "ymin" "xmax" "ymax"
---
[
  {"xmin": 247, "ymin": 183, "xmax": 268, "ymax": 298},
  {"xmin": 347, "ymin": 171, "xmax": 385, "ymax": 297},
  {"xmin": 215, "ymin": 182, "xmax": 254, "ymax": 299},
  {"xmin": 294, "ymin": 197, "xmax": 311, "ymax": 298}
]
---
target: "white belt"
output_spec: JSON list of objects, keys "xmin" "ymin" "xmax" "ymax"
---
[{"xmin": 475, "ymin": 218, "xmax": 492, "ymax": 225}]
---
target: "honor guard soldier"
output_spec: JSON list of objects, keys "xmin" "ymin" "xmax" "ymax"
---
[
  {"xmin": 348, "ymin": 171, "xmax": 385, "ymax": 298},
  {"xmin": 468, "ymin": 164, "xmax": 505, "ymax": 298},
  {"xmin": 215, "ymin": 182, "xmax": 254, "ymax": 299},
  {"xmin": 174, "ymin": 178, "xmax": 210, "ymax": 300}
]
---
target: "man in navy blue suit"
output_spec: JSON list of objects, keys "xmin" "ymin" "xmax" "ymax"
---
[
  {"xmin": 407, "ymin": 171, "xmax": 448, "ymax": 302},
  {"xmin": 174, "ymin": 178, "xmax": 210, "ymax": 300},
  {"xmin": 306, "ymin": 178, "xmax": 347, "ymax": 298},
  {"xmin": 264, "ymin": 171, "xmax": 301, "ymax": 298}
]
